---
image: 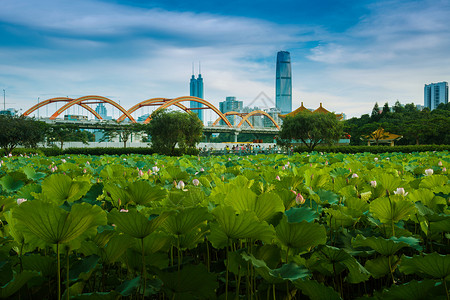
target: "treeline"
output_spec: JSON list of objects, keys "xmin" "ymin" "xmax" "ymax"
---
[{"xmin": 344, "ymin": 102, "xmax": 450, "ymax": 145}]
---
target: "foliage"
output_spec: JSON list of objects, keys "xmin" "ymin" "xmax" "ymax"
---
[
  {"xmin": 279, "ymin": 112, "xmax": 343, "ymax": 150},
  {"xmin": 98, "ymin": 123, "xmax": 146, "ymax": 148},
  {"xmin": 146, "ymin": 109, "xmax": 203, "ymax": 155},
  {"xmin": 0, "ymin": 151, "xmax": 448, "ymax": 299},
  {"xmin": 48, "ymin": 124, "xmax": 91, "ymax": 150},
  {"xmin": 0, "ymin": 115, "xmax": 47, "ymax": 154}
]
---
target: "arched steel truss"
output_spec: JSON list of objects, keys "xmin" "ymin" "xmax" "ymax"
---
[
  {"xmin": 49, "ymin": 95, "xmax": 135, "ymax": 122},
  {"xmin": 23, "ymin": 95, "xmax": 280, "ymax": 129}
]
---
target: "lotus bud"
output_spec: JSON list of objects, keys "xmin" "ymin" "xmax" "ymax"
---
[
  {"xmin": 55, "ymin": 166, "xmax": 57, "ymax": 170},
  {"xmin": 320, "ymin": 152, "xmax": 323, "ymax": 155},
  {"xmin": 194, "ymin": 172, "xmax": 199, "ymax": 175},
  {"xmin": 438, "ymin": 161, "xmax": 443, "ymax": 166},
  {"xmin": 119, "ymin": 209, "xmax": 128, "ymax": 213},
  {"xmin": 386, "ymin": 157, "xmax": 390, "ymax": 160},
  {"xmin": 295, "ymin": 193, "xmax": 305, "ymax": 205},
  {"xmin": 155, "ymin": 161, "xmax": 157, "ymax": 165},
  {"xmin": 352, "ymin": 173, "xmax": 359, "ymax": 178},
  {"xmin": 176, "ymin": 180, "xmax": 185, "ymax": 190},
  {"xmin": 17, "ymin": 198, "xmax": 27, "ymax": 205},
  {"xmin": 443, "ymin": 167, "xmax": 447, "ymax": 172},
  {"xmin": 61, "ymin": 159, "xmax": 66, "ymax": 163},
  {"xmin": 173, "ymin": 180, "xmax": 177, "ymax": 187},
  {"xmin": 152, "ymin": 166, "xmax": 159, "ymax": 173},
  {"xmin": 192, "ymin": 179, "xmax": 200, "ymax": 186},
  {"xmin": 290, "ymin": 190, "xmax": 297, "ymax": 195},
  {"xmin": 200, "ymin": 168, "xmax": 205, "ymax": 172},
  {"xmin": 118, "ymin": 198, "xmax": 121, "ymax": 207},
  {"xmin": 374, "ymin": 157, "xmax": 378, "ymax": 162},
  {"xmin": 325, "ymin": 161, "xmax": 329, "ymax": 165},
  {"xmin": 282, "ymin": 166, "xmax": 285, "ymax": 170},
  {"xmin": 8, "ymin": 153, "xmax": 12, "ymax": 157},
  {"xmin": 394, "ymin": 187, "xmax": 408, "ymax": 196},
  {"xmin": 221, "ymin": 175, "xmax": 225, "ymax": 181},
  {"xmin": 276, "ymin": 175, "xmax": 281, "ymax": 181},
  {"xmin": 86, "ymin": 161, "xmax": 90, "ymax": 165},
  {"xmin": 424, "ymin": 169, "xmax": 433, "ymax": 176},
  {"xmin": 51, "ymin": 167, "xmax": 56, "ymax": 172},
  {"xmin": 370, "ymin": 180, "xmax": 377, "ymax": 188},
  {"xmin": 309, "ymin": 164, "xmax": 312, "ymax": 167},
  {"xmin": 148, "ymin": 169, "xmax": 151, "ymax": 175},
  {"xmin": 228, "ymin": 158, "xmax": 231, "ymax": 161},
  {"xmin": 138, "ymin": 170, "xmax": 144, "ymax": 177},
  {"xmin": 83, "ymin": 168, "xmax": 87, "ymax": 173}
]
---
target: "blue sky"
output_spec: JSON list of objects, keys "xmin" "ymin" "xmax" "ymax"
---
[{"xmin": 1, "ymin": 0, "xmax": 449, "ymax": 121}]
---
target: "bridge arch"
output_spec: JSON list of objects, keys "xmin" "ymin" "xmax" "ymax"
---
[
  {"xmin": 23, "ymin": 97, "xmax": 103, "ymax": 120},
  {"xmin": 117, "ymin": 98, "xmax": 191, "ymax": 123},
  {"xmin": 211, "ymin": 111, "xmax": 253, "ymax": 128},
  {"xmin": 145, "ymin": 96, "xmax": 232, "ymax": 127},
  {"xmin": 49, "ymin": 95, "xmax": 135, "ymax": 122},
  {"xmin": 237, "ymin": 110, "xmax": 280, "ymax": 129}
]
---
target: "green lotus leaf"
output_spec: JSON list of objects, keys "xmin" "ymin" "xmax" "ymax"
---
[
  {"xmin": 92, "ymin": 230, "xmax": 116, "ymax": 249},
  {"xmin": 108, "ymin": 209, "xmax": 171, "ymax": 239},
  {"xmin": 370, "ymin": 196, "xmax": 415, "ymax": 224},
  {"xmin": 0, "ymin": 175, "xmax": 24, "ymax": 193},
  {"xmin": 365, "ymin": 256, "xmax": 397, "ymax": 279},
  {"xmin": 379, "ymin": 279, "xmax": 446, "ymax": 300},
  {"xmin": 99, "ymin": 165, "xmax": 127, "ymax": 181},
  {"xmin": 325, "ymin": 208, "xmax": 356, "ymax": 229},
  {"xmin": 22, "ymin": 254, "xmax": 56, "ymax": 278},
  {"xmin": 269, "ymin": 262, "xmax": 311, "ymax": 281},
  {"xmin": 115, "ymin": 276, "xmax": 141, "ymax": 297},
  {"xmin": 127, "ymin": 181, "xmax": 167, "ymax": 205},
  {"xmin": 312, "ymin": 245, "xmax": 370, "ymax": 283},
  {"xmin": 16, "ymin": 183, "xmax": 41, "ymax": 200},
  {"xmin": 345, "ymin": 196, "xmax": 370, "ymax": 215},
  {"xmin": 71, "ymin": 291, "xmax": 120, "ymax": 300},
  {"xmin": 102, "ymin": 234, "xmax": 135, "ymax": 265},
  {"xmin": 284, "ymin": 206, "xmax": 319, "ymax": 223},
  {"xmin": 0, "ymin": 271, "xmax": 39, "ymax": 298},
  {"xmin": 241, "ymin": 252, "xmax": 284, "ymax": 284},
  {"xmin": 275, "ymin": 215, "xmax": 327, "ymax": 251},
  {"xmin": 103, "ymin": 183, "xmax": 129, "ymax": 206},
  {"xmin": 0, "ymin": 198, "xmax": 18, "ymax": 218},
  {"xmin": 399, "ymin": 253, "xmax": 450, "ymax": 279},
  {"xmin": 69, "ymin": 255, "xmax": 99, "ymax": 281},
  {"xmin": 293, "ymin": 279, "xmax": 342, "ymax": 300},
  {"xmin": 352, "ymin": 235, "xmax": 422, "ymax": 256},
  {"xmin": 157, "ymin": 264, "xmax": 218, "ymax": 299},
  {"xmin": 133, "ymin": 232, "xmax": 171, "ymax": 255},
  {"xmin": 21, "ymin": 166, "xmax": 46, "ymax": 181},
  {"xmin": 316, "ymin": 189, "xmax": 340, "ymax": 205},
  {"xmin": 162, "ymin": 207, "xmax": 209, "ymax": 236},
  {"xmin": 208, "ymin": 206, "xmax": 275, "ymax": 249},
  {"xmin": 13, "ymin": 201, "xmax": 107, "ymax": 245},
  {"xmin": 419, "ymin": 175, "xmax": 447, "ymax": 189},
  {"xmin": 377, "ymin": 173, "xmax": 402, "ymax": 193},
  {"xmin": 40, "ymin": 174, "xmax": 92, "ymax": 204},
  {"xmin": 408, "ymin": 189, "xmax": 435, "ymax": 204}
]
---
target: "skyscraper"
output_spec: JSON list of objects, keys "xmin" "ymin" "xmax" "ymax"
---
[
  {"xmin": 219, "ymin": 96, "xmax": 243, "ymax": 126},
  {"xmin": 424, "ymin": 82, "xmax": 448, "ymax": 110},
  {"xmin": 276, "ymin": 51, "xmax": 292, "ymax": 114},
  {"xmin": 189, "ymin": 64, "xmax": 204, "ymax": 122}
]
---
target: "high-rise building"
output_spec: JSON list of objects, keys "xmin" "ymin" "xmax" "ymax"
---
[
  {"xmin": 189, "ymin": 66, "xmax": 204, "ymax": 122},
  {"xmin": 424, "ymin": 82, "xmax": 448, "ymax": 110},
  {"xmin": 95, "ymin": 103, "xmax": 112, "ymax": 120},
  {"xmin": 276, "ymin": 51, "xmax": 292, "ymax": 114},
  {"xmin": 219, "ymin": 96, "xmax": 243, "ymax": 126}
]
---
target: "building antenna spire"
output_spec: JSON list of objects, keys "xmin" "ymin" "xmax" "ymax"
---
[
  {"xmin": 199, "ymin": 61, "xmax": 201, "ymax": 74},
  {"xmin": 192, "ymin": 61, "xmax": 194, "ymax": 76}
]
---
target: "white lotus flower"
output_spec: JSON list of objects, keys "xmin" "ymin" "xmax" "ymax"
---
[{"xmin": 424, "ymin": 169, "xmax": 433, "ymax": 176}]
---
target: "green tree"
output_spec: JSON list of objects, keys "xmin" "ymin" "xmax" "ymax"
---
[
  {"xmin": 0, "ymin": 115, "xmax": 48, "ymax": 154},
  {"xmin": 48, "ymin": 124, "xmax": 90, "ymax": 150},
  {"xmin": 279, "ymin": 112, "xmax": 343, "ymax": 151},
  {"xmin": 371, "ymin": 102, "xmax": 381, "ymax": 121},
  {"xmin": 99, "ymin": 123, "xmax": 145, "ymax": 148},
  {"xmin": 146, "ymin": 110, "xmax": 203, "ymax": 155}
]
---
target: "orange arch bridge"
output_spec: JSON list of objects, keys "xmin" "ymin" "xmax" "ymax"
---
[
  {"xmin": 212, "ymin": 110, "xmax": 280, "ymax": 129},
  {"xmin": 23, "ymin": 97, "xmax": 103, "ymax": 120}
]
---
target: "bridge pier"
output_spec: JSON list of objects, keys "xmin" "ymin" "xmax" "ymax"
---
[
  {"xmin": 233, "ymin": 132, "xmax": 239, "ymax": 143},
  {"xmin": 204, "ymin": 133, "xmax": 212, "ymax": 143}
]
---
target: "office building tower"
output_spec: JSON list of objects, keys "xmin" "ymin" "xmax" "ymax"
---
[
  {"xmin": 189, "ymin": 65, "xmax": 204, "ymax": 122},
  {"xmin": 95, "ymin": 103, "xmax": 112, "ymax": 120},
  {"xmin": 219, "ymin": 96, "xmax": 243, "ymax": 126},
  {"xmin": 424, "ymin": 82, "xmax": 448, "ymax": 110},
  {"xmin": 276, "ymin": 51, "xmax": 292, "ymax": 114}
]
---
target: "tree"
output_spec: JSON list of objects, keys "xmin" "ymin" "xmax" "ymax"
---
[
  {"xmin": 371, "ymin": 102, "xmax": 381, "ymax": 121},
  {"xmin": 279, "ymin": 112, "xmax": 343, "ymax": 151},
  {"xmin": 99, "ymin": 123, "xmax": 145, "ymax": 148},
  {"xmin": 0, "ymin": 115, "xmax": 48, "ymax": 154},
  {"xmin": 48, "ymin": 124, "xmax": 90, "ymax": 150},
  {"xmin": 146, "ymin": 110, "xmax": 203, "ymax": 155}
]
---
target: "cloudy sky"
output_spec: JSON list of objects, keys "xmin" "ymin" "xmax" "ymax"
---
[{"xmin": 1, "ymin": 0, "xmax": 449, "ymax": 121}]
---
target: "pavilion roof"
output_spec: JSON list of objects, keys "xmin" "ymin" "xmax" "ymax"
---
[
  {"xmin": 365, "ymin": 128, "xmax": 403, "ymax": 141},
  {"xmin": 280, "ymin": 102, "xmax": 344, "ymax": 120}
]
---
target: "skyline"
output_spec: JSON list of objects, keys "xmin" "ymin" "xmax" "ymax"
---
[{"xmin": 1, "ymin": 0, "xmax": 449, "ymax": 121}]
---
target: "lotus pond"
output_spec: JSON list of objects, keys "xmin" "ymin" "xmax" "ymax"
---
[{"xmin": 0, "ymin": 151, "xmax": 449, "ymax": 299}]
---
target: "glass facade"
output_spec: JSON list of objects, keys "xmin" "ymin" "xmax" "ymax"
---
[
  {"xmin": 219, "ymin": 96, "xmax": 243, "ymax": 126},
  {"xmin": 276, "ymin": 51, "xmax": 292, "ymax": 114},
  {"xmin": 424, "ymin": 82, "xmax": 448, "ymax": 110},
  {"xmin": 190, "ymin": 73, "xmax": 204, "ymax": 122}
]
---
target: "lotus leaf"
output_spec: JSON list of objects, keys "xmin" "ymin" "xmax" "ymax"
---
[
  {"xmin": 352, "ymin": 235, "xmax": 422, "ymax": 256},
  {"xmin": 399, "ymin": 252, "xmax": 450, "ymax": 279},
  {"xmin": 0, "ymin": 271, "xmax": 39, "ymax": 298},
  {"xmin": 293, "ymin": 279, "xmax": 342, "ymax": 300},
  {"xmin": 370, "ymin": 196, "xmax": 416, "ymax": 224},
  {"xmin": 108, "ymin": 209, "xmax": 170, "ymax": 239},
  {"xmin": 275, "ymin": 215, "xmax": 326, "ymax": 251},
  {"xmin": 40, "ymin": 174, "xmax": 92, "ymax": 204},
  {"xmin": 379, "ymin": 279, "xmax": 446, "ymax": 300}
]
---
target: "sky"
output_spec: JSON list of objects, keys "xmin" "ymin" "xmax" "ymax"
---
[{"xmin": 1, "ymin": 0, "xmax": 449, "ymax": 122}]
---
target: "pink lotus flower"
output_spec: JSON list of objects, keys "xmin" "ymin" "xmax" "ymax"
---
[
  {"xmin": 86, "ymin": 161, "xmax": 90, "ymax": 165},
  {"xmin": 61, "ymin": 159, "xmax": 66, "ymax": 163},
  {"xmin": 424, "ymin": 169, "xmax": 433, "ymax": 176},
  {"xmin": 295, "ymin": 193, "xmax": 305, "ymax": 205},
  {"xmin": 394, "ymin": 187, "xmax": 408, "ymax": 196},
  {"xmin": 176, "ymin": 180, "xmax": 185, "ymax": 190},
  {"xmin": 8, "ymin": 153, "xmax": 12, "ymax": 157},
  {"xmin": 119, "ymin": 209, "xmax": 128, "ymax": 213},
  {"xmin": 138, "ymin": 170, "xmax": 144, "ymax": 177},
  {"xmin": 275, "ymin": 175, "xmax": 281, "ymax": 181},
  {"xmin": 17, "ymin": 198, "xmax": 27, "ymax": 205},
  {"xmin": 200, "ymin": 168, "xmax": 205, "ymax": 172},
  {"xmin": 443, "ymin": 167, "xmax": 447, "ymax": 172},
  {"xmin": 438, "ymin": 161, "xmax": 443, "ymax": 166},
  {"xmin": 352, "ymin": 173, "xmax": 359, "ymax": 178},
  {"xmin": 192, "ymin": 179, "xmax": 200, "ymax": 186},
  {"xmin": 370, "ymin": 180, "xmax": 377, "ymax": 188}
]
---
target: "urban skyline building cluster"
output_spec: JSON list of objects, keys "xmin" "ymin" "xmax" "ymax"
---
[
  {"xmin": 189, "ymin": 63, "xmax": 204, "ymax": 122},
  {"xmin": 424, "ymin": 81, "xmax": 448, "ymax": 110}
]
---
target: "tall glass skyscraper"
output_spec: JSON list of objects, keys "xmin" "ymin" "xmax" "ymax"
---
[
  {"xmin": 424, "ymin": 82, "xmax": 448, "ymax": 110},
  {"xmin": 276, "ymin": 51, "xmax": 292, "ymax": 114},
  {"xmin": 189, "ymin": 68, "xmax": 204, "ymax": 122}
]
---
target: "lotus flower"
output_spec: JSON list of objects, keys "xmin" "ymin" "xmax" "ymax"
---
[
  {"xmin": 443, "ymin": 167, "xmax": 447, "ymax": 172},
  {"xmin": 200, "ymin": 168, "xmax": 205, "ymax": 172},
  {"xmin": 8, "ymin": 153, "xmax": 12, "ymax": 157},
  {"xmin": 352, "ymin": 173, "xmax": 359, "ymax": 178},
  {"xmin": 119, "ymin": 209, "xmax": 128, "ymax": 213},
  {"xmin": 370, "ymin": 180, "xmax": 377, "ymax": 188},
  {"xmin": 438, "ymin": 161, "xmax": 443, "ymax": 166},
  {"xmin": 176, "ymin": 180, "xmax": 185, "ymax": 190},
  {"xmin": 61, "ymin": 159, "xmax": 66, "ymax": 163},
  {"xmin": 86, "ymin": 161, "xmax": 90, "ymax": 165},
  {"xmin": 424, "ymin": 169, "xmax": 433, "ymax": 176},
  {"xmin": 394, "ymin": 187, "xmax": 408, "ymax": 196},
  {"xmin": 282, "ymin": 166, "xmax": 286, "ymax": 170},
  {"xmin": 17, "ymin": 198, "xmax": 27, "ymax": 205},
  {"xmin": 275, "ymin": 175, "xmax": 281, "ymax": 181},
  {"xmin": 138, "ymin": 170, "xmax": 144, "ymax": 177},
  {"xmin": 374, "ymin": 157, "xmax": 378, "ymax": 162},
  {"xmin": 192, "ymin": 179, "xmax": 200, "ymax": 186},
  {"xmin": 295, "ymin": 193, "xmax": 305, "ymax": 205},
  {"xmin": 152, "ymin": 166, "xmax": 159, "ymax": 173}
]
